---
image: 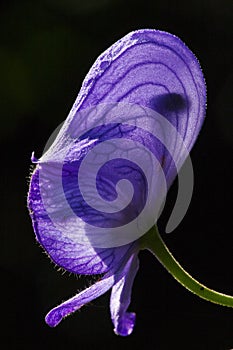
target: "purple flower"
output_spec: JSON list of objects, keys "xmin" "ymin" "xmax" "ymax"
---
[{"xmin": 28, "ymin": 29, "xmax": 206, "ymax": 336}]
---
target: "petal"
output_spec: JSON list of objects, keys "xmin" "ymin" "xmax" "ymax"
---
[
  {"xmin": 45, "ymin": 274, "xmax": 114, "ymax": 327},
  {"xmin": 45, "ymin": 251, "xmax": 138, "ymax": 327},
  {"xmin": 110, "ymin": 253, "xmax": 139, "ymax": 336}
]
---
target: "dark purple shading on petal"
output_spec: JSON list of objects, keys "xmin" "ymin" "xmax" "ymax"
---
[{"xmin": 28, "ymin": 168, "xmax": 138, "ymax": 275}]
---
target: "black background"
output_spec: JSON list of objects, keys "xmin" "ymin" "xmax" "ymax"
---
[{"xmin": 1, "ymin": 0, "xmax": 233, "ymax": 349}]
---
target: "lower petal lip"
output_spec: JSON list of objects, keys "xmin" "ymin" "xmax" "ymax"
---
[{"xmin": 45, "ymin": 250, "xmax": 139, "ymax": 330}]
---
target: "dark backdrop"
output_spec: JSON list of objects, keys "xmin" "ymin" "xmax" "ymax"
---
[{"xmin": 1, "ymin": 0, "xmax": 232, "ymax": 349}]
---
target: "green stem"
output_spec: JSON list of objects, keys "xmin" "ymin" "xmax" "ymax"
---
[{"xmin": 140, "ymin": 225, "xmax": 233, "ymax": 307}]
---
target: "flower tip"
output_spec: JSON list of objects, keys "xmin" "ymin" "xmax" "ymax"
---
[
  {"xmin": 31, "ymin": 151, "xmax": 38, "ymax": 164},
  {"xmin": 114, "ymin": 312, "xmax": 136, "ymax": 336},
  {"xmin": 45, "ymin": 309, "xmax": 63, "ymax": 328}
]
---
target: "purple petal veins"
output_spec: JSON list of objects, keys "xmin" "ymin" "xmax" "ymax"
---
[
  {"xmin": 28, "ymin": 29, "xmax": 206, "ymax": 335},
  {"xmin": 29, "ymin": 168, "xmax": 136, "ymax": 275}
]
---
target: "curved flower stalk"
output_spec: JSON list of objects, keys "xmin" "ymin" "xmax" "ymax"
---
[{"xmin": 28, "ymin": 29, "xmax": 233, "ymax": 337}]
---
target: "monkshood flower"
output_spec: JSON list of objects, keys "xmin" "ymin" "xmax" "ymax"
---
[{"xmin": 28, "ymin": 29, "xmax": 233, "ymax": 337}]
